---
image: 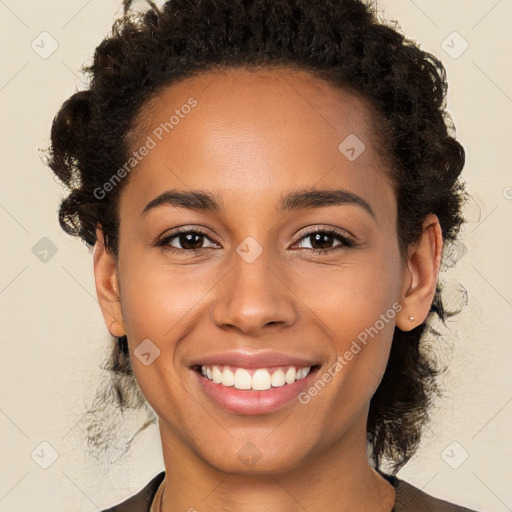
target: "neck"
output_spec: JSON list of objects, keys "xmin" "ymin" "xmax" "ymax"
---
[{"xmin": 157, "ymin": 416, "xmax": 395, "ymax": 512}]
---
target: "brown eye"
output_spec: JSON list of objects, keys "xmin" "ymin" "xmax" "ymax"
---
[
  {"xmin": 157, "ymin": 229, "xmax": 218, "ymax": 253},
  {"xmin": 302, "ymin": 232, "xmax": 339, "ymax": 250},
  {"xmin": 174, "ymin": 232, "xmax": 206, "ymax": 250},
  {"xmin": 295, "ymin": 228, "xmax": 354, "ymax": 253}
]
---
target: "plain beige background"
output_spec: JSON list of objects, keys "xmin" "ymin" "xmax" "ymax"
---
[{"xmin": 0, "ymin": 0, "xmax": 511, "ymax": 510}]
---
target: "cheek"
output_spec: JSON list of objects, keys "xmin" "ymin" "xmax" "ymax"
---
[
  {"xmin": 307, "ymin": 248, "xmax": 402, "ymax": 330},
  {"xmin": 307, "ymin": 250, "xmax": 402, "ymax": 391},
  {"xmin": 117, "ymin": 245, "xmax": 215, "ymax": 340},
  {"xmin": 116, "ymin": 254, "xmax": 207, "ymax": 419}
]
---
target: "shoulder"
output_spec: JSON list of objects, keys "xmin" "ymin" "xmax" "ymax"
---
[
  {"xmin": 100, "ymin": 471, "xmax": 165, "ymax": 512},
  {"xmin": 386, "ymin": 473, "xmax": 481, "ymax": 512}
]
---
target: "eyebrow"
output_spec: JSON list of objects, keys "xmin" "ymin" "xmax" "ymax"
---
[{"xmin": 141, "ymin": 188, "xmax": 375, "ymax": 219}]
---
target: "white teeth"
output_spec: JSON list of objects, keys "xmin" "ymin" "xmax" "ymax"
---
[
  {"xmin": 252, "ymin": 369, "xmax": 272, "ymax": 390},
  {"xmin": 271, "ymin": 369, "xmax": 286, "ymax": 387},
  {"xmin": 285, "ymin": 367, "xmax": 296, "ymax": 384},
  {"xmin": 234, "ymin": 368, "xmax": 252, "ymax": 390},
  {"xmin": 200, "ymin": 364, "xmax": 312, "ymax": 390},
  {"xmin": 297, "ymin": 367, "xmax": 310, "ymax": 379},
  {"xmin": 221, "ymin": 367, "xmax": 235, "ymax": 387},
  {"xmin": 212, "ymin": 366, "xmax": 222, "ymax": 384}
]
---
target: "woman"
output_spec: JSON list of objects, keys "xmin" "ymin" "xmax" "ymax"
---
[{"xmin": 46, "ymin": 0, "xmax": 477, "ymax": 510}]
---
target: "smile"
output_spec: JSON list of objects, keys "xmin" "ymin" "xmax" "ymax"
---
[
  {"xmin": 192, "ymin": 363, "xmax": 321, "ymax": 415},
  {"xmin": 200, "ymin": 364, "xmax": 312, "ymax": 391}
]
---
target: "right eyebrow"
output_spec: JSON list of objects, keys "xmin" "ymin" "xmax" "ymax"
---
[{"xmin": 141, "ymin": 189, "xmax": 223, "ymax": 217}]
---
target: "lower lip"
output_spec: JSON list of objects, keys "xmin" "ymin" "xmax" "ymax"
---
[{"xmin": 192, "ymin": 367, "xmax": 320, "ymax": 415}]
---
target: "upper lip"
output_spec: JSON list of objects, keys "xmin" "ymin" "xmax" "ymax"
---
[{"xmin": 189, "ymin": 350, "xmax": 320, "ymax": 369}]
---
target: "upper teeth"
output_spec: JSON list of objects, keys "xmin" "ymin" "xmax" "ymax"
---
[{"xmin": 200, "ymin": 365, "xmax": 311, "ymax": 390}]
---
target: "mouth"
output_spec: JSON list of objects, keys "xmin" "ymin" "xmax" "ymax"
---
[
  {"xmin": 191, "ymin": 363, "xmax": 322, "ymax": 415},
  {"xmin": 194, "ymin": 363, "xmax": 317, "ymax": 390}
]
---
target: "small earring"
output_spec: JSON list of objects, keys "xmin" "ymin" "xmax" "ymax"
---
[
  {"xmin": 111, "ymin": 318, "xmax": 116, "ymax": 326},
  {"xmin": 409, "ymin": 316, "xmax": 415, "ymax": 322}
]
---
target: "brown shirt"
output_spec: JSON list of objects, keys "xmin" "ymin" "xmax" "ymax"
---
[{"xmin": 101, "ymin": 470, "xmax": 480, "ymax": 511}]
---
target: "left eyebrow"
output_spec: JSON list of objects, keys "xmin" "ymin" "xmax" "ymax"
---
[
  {"xmin": 141, "ymin": 187, "xmax": 375, "ymax": 219},
  {"xmin": 278, "ymin": 188, "xmax": 375, "ymax": 219}
]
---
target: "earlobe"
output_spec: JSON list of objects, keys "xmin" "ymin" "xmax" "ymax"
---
[
  {"xmin": 396, "ymin": 214, "xmax": 443, "ymax": 331},
  {"xmin": 93, "ymin": 225, "xmax": 126, "ymax": 337}
]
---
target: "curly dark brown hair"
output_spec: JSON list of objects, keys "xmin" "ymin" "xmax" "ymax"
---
[{"xmin": 46, "ymin": 0, "xmax": 466, "ymax": 474}]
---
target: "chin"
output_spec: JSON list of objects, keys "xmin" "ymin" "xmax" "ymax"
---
[{"xmin": 197, "ymin": 437, "xmax": 312, "ymax": 476}]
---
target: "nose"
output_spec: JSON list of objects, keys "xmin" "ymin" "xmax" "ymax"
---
[{"xmin": 210, "ymin": 246, "xmax": 298, "ymax": 336}]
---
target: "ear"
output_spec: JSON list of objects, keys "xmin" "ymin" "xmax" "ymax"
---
[
  {"xmin": 396, "ymin": 214, "xmax": 443, "ymax": 331},
  {"xmin": 93, "ymin": 225, "xmax": 126, "ymax": 337}
]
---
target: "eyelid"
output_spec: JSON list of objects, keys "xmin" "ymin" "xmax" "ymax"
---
[{"xmin": 294, "ymin": 225, "xmax": 355, "ymax": 243}]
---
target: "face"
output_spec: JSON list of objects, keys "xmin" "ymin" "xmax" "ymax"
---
[{"xmin": 95, "ymin": 67, "xmax": 440, "ymax": 475}]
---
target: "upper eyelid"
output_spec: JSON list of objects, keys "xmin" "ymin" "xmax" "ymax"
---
[{"xmin": 159, "ymin": 227, "xmax": 217, "ymax": 245}]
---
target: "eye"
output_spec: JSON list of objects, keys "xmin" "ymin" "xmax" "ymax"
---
[
  {"xmin": 156, "ymin": 228, "xmax": 219, "ymax": 254},
  {"xmin": 156, "ymin": 226, "xmax": 356, "ymax": 256},
  {"xmin": 293, "ymin": 228, "xmax": 355, "ymax": 254}
]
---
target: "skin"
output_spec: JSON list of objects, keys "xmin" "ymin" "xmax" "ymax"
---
[{"xmin": 93, "ymin": 68, "xmax": 442, "ymax": 512}]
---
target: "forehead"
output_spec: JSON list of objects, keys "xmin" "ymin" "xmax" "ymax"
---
[
  {"xmin": 134, "ymin": 67, "xmax": 376, "ymax": 145},
  {"xmin": 121, "ymin": 67, "xmax": 394, "ymax": 218}
]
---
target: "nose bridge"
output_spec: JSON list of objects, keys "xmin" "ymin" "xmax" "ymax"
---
[{"xmin": 210, "ymin": 236, "xmax": 297, "ymax": 334}]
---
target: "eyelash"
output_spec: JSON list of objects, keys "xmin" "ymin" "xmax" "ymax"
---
[{"xmin": 156, "ymin": 227, "xmax": 356, "ymax": 256}]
